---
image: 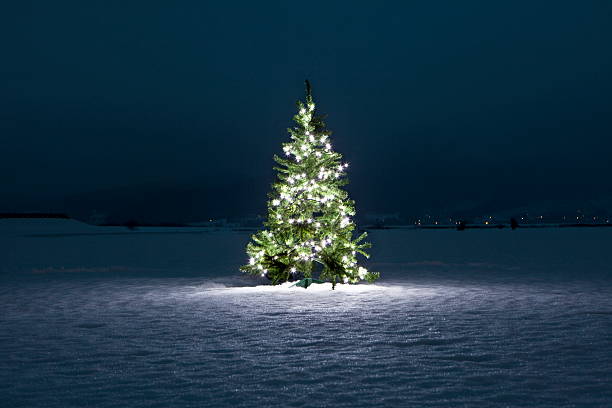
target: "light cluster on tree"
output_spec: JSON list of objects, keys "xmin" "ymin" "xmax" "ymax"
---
[{"xmin": 241, "ymin": 81, "xmax": 379, "ymax": 288}]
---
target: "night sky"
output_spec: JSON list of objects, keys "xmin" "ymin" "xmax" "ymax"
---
[{"xmin": 2, "ymin": 1, "xmax": 611, "ymax": 223}]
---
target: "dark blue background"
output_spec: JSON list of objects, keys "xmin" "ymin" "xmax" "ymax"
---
[{"xmin": 2, "ymin": 1, "xmax": 611, "ymax": 222}]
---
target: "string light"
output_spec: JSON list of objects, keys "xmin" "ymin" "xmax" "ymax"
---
[{"xmin": 240, "ymin": 85, "xmax": 378, "ymax": 287}]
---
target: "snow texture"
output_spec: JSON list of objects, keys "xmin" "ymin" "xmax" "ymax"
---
[{"xmin": 1, "ymin": 219, "xmax": 612, "ymax": 407}]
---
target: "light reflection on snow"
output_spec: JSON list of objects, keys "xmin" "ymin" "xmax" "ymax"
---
[
  {"xmin": 181, "ymin": 281, "xmax": 445, "ymax": 316},
  {"xmin": 201, "ymin": 281, "xmax": 400, "ymax": 295}
]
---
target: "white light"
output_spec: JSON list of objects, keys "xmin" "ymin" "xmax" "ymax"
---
[
  {"xmin": 249, "ymin": 257, "xmax": 255, "ymax": 265},
  {"xmin": 272, "ymin": 199, "xmax": 280, "ymax": 206},
  {"xmin": 340, "ymin": 217, "xmax": 350, "ymax": 228},
  {"xmin": 325, "ymin": 143, "xmax": 331, "ymax": 150}
]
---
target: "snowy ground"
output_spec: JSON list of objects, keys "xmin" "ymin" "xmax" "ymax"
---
[{"xmin": 1, "ymin": 219, "xmax": 611, "ymax": 407}]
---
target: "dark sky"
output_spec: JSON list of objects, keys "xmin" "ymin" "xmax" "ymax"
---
[{"xmin": 2, "ymin": 1, "xmax": 611, "ymax": 222}]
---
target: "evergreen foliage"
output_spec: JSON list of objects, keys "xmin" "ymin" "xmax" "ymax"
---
[{"xmin": 240, "ymin": 81, "xmax": 379, "ymax": 288}]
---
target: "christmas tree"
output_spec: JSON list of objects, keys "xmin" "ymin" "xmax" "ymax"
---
[{"xmin": 240, "ymin": 81, "xmax": 379, "ymax": 288}]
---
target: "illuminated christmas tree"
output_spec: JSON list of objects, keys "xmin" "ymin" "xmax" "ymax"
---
[{"xmin": 240, "ymin": 81, "xmax": 379, "ymax": 288}]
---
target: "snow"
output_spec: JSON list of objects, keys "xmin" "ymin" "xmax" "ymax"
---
[{"xmin": 1, "ymin": 219, "xmax": 612, "ymax": 407}]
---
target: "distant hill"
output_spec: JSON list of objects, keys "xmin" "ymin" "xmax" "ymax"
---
[{"xmin": 0, "ymin": 213, "xmax": 70, "ymax": 219}]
